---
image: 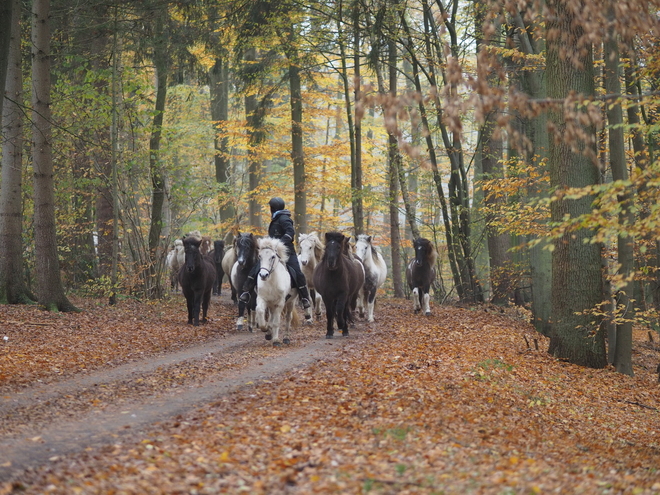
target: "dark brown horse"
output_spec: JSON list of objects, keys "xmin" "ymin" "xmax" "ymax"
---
[
  {"xmin": 230, "ymin": 232, "xmax": 259, "ymax": 331},
  {"xmin": 179, "ymin": 236, "xmax": 216, "ymax": 326},
  {"xmin": 405, "ymin": 237, "xmax": 437, "ymax": 315},
  {"xmin": 210, "ymin": 239, "xmax": 225, "ymax": 296},
  {"xmin": 313, "ymin": 232, "xmax": 365, "ymax": 338}
]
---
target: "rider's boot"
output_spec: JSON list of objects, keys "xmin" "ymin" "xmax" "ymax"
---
[{"xmin": 239, "ymin": 276, "xmax": 256, "ymax": 304}]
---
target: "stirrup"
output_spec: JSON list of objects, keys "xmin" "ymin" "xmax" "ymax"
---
[
  {"xmin": 239, "ymin": 291, "xmax": 251, "ymax": 303},
  {"xmin": 301, "ymin": 298, "xmax": 311, "ymax": 309}
]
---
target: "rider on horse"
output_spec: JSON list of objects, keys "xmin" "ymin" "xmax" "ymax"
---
[{"xmin": 239, "ymin": 197, "xmax": 312, "ymax": 317}]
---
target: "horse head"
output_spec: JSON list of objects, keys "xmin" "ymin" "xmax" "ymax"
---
[
  {"xmin": 355, "ymin": 234, "xmax": 373, "ymax": 263},
  {"xmin": 183, "ymin": 236, "xmax": 203, "ymax": 272},
  {"xmin": 213, "ymin": 240, "xmax": 225, "ymax": 264},
  {"xmin": 257, "ymin": 237, "xmax": 288, "ymax": 280},
  {"xmin": 324, "ymin": 232, "xmax": 347, "ymax": 270},
  {"xmin": 235, "ymin": 233, "xmax": 256, "ymax": 267},
  {"xmin": 413, "ymin": 238, "xmax": 437, "ymax": 267},
  {"xmin": 298, "ymin": 233, "xmax": 321, "ymax": 267}
]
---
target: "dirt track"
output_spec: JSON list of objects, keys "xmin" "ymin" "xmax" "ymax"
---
[{"xmin": 0, "ymin": 294, "xmax": 364, "ymax": 483}]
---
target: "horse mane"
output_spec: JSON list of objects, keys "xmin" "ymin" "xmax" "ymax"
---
[
  {"xmin": 174, "ymin": 238, "xmax": 183, "ymax": 247},
  {"xmin": 183, "ymin": 235, "xmax": 201, "ymax": 247},
  {"xmin": 258, "ymin": 237, "xmax": 290, "ymax": 264},
  {"xmin": 418, "ymin": 238, "xmax": 438, "ymax": 266}
]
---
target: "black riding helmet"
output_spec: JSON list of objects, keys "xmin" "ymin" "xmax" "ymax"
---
[{"xmin": 269, "ymin": 197, "xmax": 285, "ymax": 214}]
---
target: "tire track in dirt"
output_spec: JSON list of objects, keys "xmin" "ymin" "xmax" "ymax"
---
[{"xmin": 0, "ymin": 324, "xmax": 363, "ymax": 483}]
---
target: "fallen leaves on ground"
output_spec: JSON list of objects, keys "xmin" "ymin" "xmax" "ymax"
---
[{"xmin": 2, "ymin": 296, "xmax": 660, "ymax": 494}]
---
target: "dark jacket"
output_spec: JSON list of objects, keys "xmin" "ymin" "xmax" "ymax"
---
[{"xmin": 268, "ymin": 209, "xmax": 296, "ymax": 254}]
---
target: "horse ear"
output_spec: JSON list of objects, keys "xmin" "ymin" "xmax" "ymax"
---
[{"xmin": 367, "ymin": 235, "xmax": 372, "ymax": 242}]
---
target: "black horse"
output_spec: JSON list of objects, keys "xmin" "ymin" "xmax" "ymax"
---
[
  {"xmin": 313, "ymin": 232, "xmax": 365, "ymax": 338},
  {"xmin": 230, "ymin": 232, "xmax": 259, "ymax": 331},
  {"xmin": 179, "ymin": 236, "xmax": 216, "ymax": 326},
  {"xmin": 405, "ymin": 237, "xmax": 437, "ymax": 316},
  {"xmin": 210, "ymin": 239, "xmax": 225, "ymax": 296}
]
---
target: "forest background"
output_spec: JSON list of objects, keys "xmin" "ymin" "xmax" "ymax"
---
[{"xmin": 1, "ymin": 0, "xmax": 660, "ymax": 376}]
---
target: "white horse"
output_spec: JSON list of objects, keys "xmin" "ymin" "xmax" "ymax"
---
[
  {"xmin": 255, "ymin": 237, "xmax": 299, "ymax": 346},
  {"xmin": 221, "ymin": 246, "xmax": 237, "ymax": 304},
  {"xmin": 166, "ymin": 238, "xmax": 185, "ymax": 292},
  {"xmin": 298, "ymin": 232, "xmax": 325, "ymax": 320},
  {"xmin": 354, "ymin": 234, "xmax": 388, "ymax": 323}
]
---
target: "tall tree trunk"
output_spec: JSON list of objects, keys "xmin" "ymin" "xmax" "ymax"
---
[
  {"xmin": 387, "ymin": 38, "xmax": 404, "ymax": 298},
  {"xmin": 244, "ymin": 47, "xmax": 262, "ymax": 229},
  {"xmin": 604, "ymin": 12, "xmax": 633, "ymax": 375},
  {"xmin": 31, "ymin": 0, "xmax": 77, "ymax": 312},
  {"xmin": 209, "ymin": 55, "xmax": 235, "ymax": 223},
  {"xmin": 146, "ymin": 8, "xmax": 168, "ymax": 298},
  {"xmin": 288, "ymin": 40, "xmax": 307, "ymax": 234},
  {"xmin": 0, "ymin": 0, "xmax": 33, "ymax": 304},
  {"xmin": 351, "ymin": 0, "xmax": 364, "ymax": 235},
  {"xmin": 546, "ymin": 0, "xmax": 606, "ymax": 368},
  {"xmin": 475, "ymin": 1, "xmax": 511, "ymax": 304},
  {"xmin": 0, "ymin": 0, "xmax": 12, "ymax": 119}
]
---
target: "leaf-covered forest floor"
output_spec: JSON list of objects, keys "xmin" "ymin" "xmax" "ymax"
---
[{"xmin": 1, "ymin": 290, "xmax": 659, "ymax": 494}]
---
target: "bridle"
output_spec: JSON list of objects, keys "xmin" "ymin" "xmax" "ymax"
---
[{"xmin": 259, "ymin": 247, "xmax": 281, "ymax": 280}]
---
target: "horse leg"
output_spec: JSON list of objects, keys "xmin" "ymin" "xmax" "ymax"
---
[
  {"xmin": 186, "ymin": 296, "xmax": 194, "ymax": 325},
  {"xmin": 423, "ymin": 290, "xmax": 431, "ymax": 316},
  {"xmin": 367, "ymin": 287, "xmax": 377, "ymax": 323},
  {"xmin": 336, "ymin": 297, "xmax": 349, "ymax": 337},
  {"xmin": 236, "ymin": 299, "xmax": 246, "ymax": 330},
  {"xmin": 192, "ymin": 292, "xmax": 203, "ymax": 326},
  {"xmin": 256, "ymin": 296, "xmax": 268, "ymax": 332},
  {"xmin": 412, "ymin": 287, "xmax": 421, "ymax": 312},
  {"xmin": 325, "ymin": 299, "xmax": 335, "ymax": 339},
  {"xmin": 269, "ymin": 305, "xmax": 284, "ymax": 346},
  {"xmin": 202, "ymin": 290, "xmax": 212, "ymax": 323}
]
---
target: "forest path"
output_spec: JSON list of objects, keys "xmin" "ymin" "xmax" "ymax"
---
[{"xmin": 0, "ymin": 293, "xmax": 362, "ymax": 483}]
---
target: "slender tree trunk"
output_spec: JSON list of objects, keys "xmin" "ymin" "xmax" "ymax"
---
[
  {"xmin": 31, "ymin": 0, "xmax": 77, "ymax": 312},
  {"xmin": 146, "ymin": 8, "xmax": 168, "ymax": 298},
  {"xmin": 209, "ymin": 55, "xmax": 234, "ymax": 223},
  {"xmin": 387, "ymin": 39, "xmax": 404, "ymax": 298},
  {"xmin": 475, "ymin": 2, "xmax": 511, "ymax": 304},
  {"xmin": 604, "ymin": 14, "xmax": 634, "ymax": 375},
  {"xmin": 351, "ymin": 0, "xmax": 364, "ymax": 235},
  {"xmin": 546, "ymin": 0, "xmax": 605, "ymax": 368},
  {"xmin": 288, "ymin": 40, "xmax": 307, "ymax": 234},
  {"xmin": 0, "ymin": 0, "xmax": 33, "ymax": 304}
]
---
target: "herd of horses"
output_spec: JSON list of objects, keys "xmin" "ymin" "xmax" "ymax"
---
[{"xmin": 166, "ymin": 230, "xmax": 438, "ymax": 346}]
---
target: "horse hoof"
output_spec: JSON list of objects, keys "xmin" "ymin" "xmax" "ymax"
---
[
  {"xmin": 425, "ymin": 311, "xmax": 431, "ymax": 316},
  {"xmin": 304, "ymin": 318, "xmax": 313, "ymax": 326},
  {"xmin": 273, "ymin": 341, "xmax": 282, "ymax": 347},
  {"xmin": 283, "ymin": 338, "xmax": 291, "ymax": 345},
  {"xmin": 237, "ymin": 324, "xmax": 243, "ymax": 331},
  {"xmin": 342, "ymin": 331, "xmax": 349, "ymax": 337},
  {"xmin": 265, "ymin": 333, "xmax": 272, "ymax": 340},
  {"xmin": 325, "ymin": 335, "xmax": 333, "ymax": 339}
]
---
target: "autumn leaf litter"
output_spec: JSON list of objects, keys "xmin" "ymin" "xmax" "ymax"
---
[{"xmin": 1, "ymin": 296, "xmax": 659, "ymax": 494}]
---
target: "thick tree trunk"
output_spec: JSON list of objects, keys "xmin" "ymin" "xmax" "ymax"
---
[
  {"xmin": 0, "ymin": 0, "xmax": 12, "ymax": 119},
  {"xmin": 31, "ymin": 0, "xmax": 77, "ymax": 312},
  {"xmin": 0, "ymin": 0, "xmax": 33, "ymax": 304},
  {"xmin": 546, "ymin": 0, "xmax": 606, "ymax": 368}
]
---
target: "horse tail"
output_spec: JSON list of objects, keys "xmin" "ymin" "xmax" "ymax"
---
[{"xmin": 291, "ymin": 306, "xmax": 300, "ymax": 328}]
